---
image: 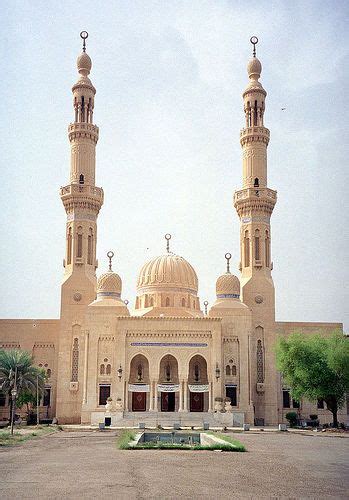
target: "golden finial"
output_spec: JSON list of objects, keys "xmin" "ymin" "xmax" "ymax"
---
[
  {"xmin": 80, "ymin": 31, "xmax": 88, "ymax": 52},
  {"xmin": 250, "ymin": 36, "xmax": 258, "ymax": 57},
  {"xmin": 165, "ymin": 233, "xmax": 171, "ymax": 253},
  {"xmin": 107, "ymin": 251, "xmax": 114, "ymax": 271},
  {"xmin": 225, "ymin": 252, "xmax": 232, "ymax": 273}
]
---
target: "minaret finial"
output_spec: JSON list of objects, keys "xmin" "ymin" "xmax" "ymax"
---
[
  {"xmin": 250, "ymin": 36, "xmax": 258, "ymax": 57},
  {"xmin": 203, "ymin": 300, "xmax": 209, "ymax": 315},
  {"xmin": 107, "ymin": 251, "xmax": 114, "ymax": 271},
  {"xmin": 80, "ymin": 31, "xmax": 88, "ymax": 53},
  {"xmin": 225, "ymin": 252, "xmax": 232, "ymax": 273},
  {"xmin": 165, "ymin": 233, "xmax": 171, "ymax": 253}
]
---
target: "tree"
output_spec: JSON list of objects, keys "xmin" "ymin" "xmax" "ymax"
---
[
  {"xmin": 276, "ymin": 332, "xmax": 349, "ymax": 427},
  {"xmin": 0, "ymin": 349, "xmax": 46, "ymax": 420}
]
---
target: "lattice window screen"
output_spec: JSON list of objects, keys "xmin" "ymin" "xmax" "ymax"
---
[
  {"xmin": 257, "ymin": 339, "xmax": 264, "ymax": 383},
  {"xmin": 71, "ymin": 338, "xmax": 79, "ymax": 382}
]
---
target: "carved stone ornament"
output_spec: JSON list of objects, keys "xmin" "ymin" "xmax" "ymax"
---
[
  {"xmin": 73, "ymin": 292, "xmax": 82, "ymax": 302},
  {"xmin": 255, "ymin": 295, "xmax": 263, "ymax": 304}
]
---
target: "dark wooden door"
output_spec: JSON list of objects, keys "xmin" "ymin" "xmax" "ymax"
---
[
  {"xmin": 132, "ymin": 392, "xmax": 146, "ymax": 411},
  {"xmin": 161, "ymin": 392, "xmax": 175, "ymax": 412},
  {"xmin": 190, "ymin": 392, "xmax": 204, "ymax": 412}
]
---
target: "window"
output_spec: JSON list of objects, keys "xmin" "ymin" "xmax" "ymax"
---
[
  {"xmin": 79, "ymin": 174, "xmax": 84, "ymax": 185},
  {"xmin": 67, "ymin": 227, "xmax": 72, "ymax": 265},
  {"xmin": 283, "ymin": 390, "xmax": 290, "ymax": 408},
  {"xmin": 292, "ymin": 399, "xmax": 300, "ymax": 409},
  {"xmin": 77, "ymin": 227, "xmax": 83, "ymax": 258},
  {"xmin": 0, "ymin": 392, "xmax": 6, "ymax": 406},
  {"xmin": 231, "ymin": 365, "xmax": 237, "ymax": 376},
  {"xmin": 149, "ymin": 296, "xmax": 154, "ymax": 306},
  {"xmin": 226, "ymin": 365, "xmax": 231, "ymax": 376},
  {"xmin": 255, "ymin": 229, "xmax": 260, "ymax": 261},
  {"xmin": 226, "ymin": 386, "xmax": 237, "ymax": 406},
  {"xmin": 43, "ymin": 388, "xmax": 51, "ymax": 407},
  {"xmin": 194, "ymin": 364, "xmax": 200, "ymax": 382},
  {"xmin": 317, "ymin": 399, "xmax": 325, "ymax": 409},
  {"xmin": 46, "ymin": 368, "xmax": 51, "ymax": 378},
  {"xmin": 265, "ymin": 230, "xmax": 270, "ymax": 267},
  {"xmin": 165, "ymin": 297, "xmax": 170, "ymax": 307},
  {"xmin": 257, "ymin": 339, "xmax": 264, "ymax": 383},
  {"xmin": 99, "ymin": 385, "xmax": 110, "ymax": 406},
  {"xmin": 100, "ymin": 364, "xmax": 105, "ymax": 375},
  {"xmin": 87, "ymin": 228, "xmax": 93, "ymax": 265},
  {"xmin": 106, "ymin": 364, "xmax": 111, "ymax": 375},
  {"xmin": 244, "ymin": 231, "xmax": 250, "ymax": 267},
  {"xmin": 254, "ymin": 178, "xmax": 259, "ymax": 187},
  {"xmin": 71, "ymin": 338, "xmax": 79, "ymax": 382},
  {"xmin": 137, "ymin": 364, "xmax": 143, "ymax": 382},
  {"xmin": 181, "ymin": 298, "xmax": 186, "ymax": 307}
]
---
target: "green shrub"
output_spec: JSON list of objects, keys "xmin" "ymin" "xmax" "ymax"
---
[{"xmin": 285, "ymin": 412, "xmax": 298, "ymax": 427}]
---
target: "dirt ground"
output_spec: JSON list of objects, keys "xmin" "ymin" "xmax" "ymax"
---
[{"xmin": 0, "ymin": 430, "xmax": 348, "ymax": 499}]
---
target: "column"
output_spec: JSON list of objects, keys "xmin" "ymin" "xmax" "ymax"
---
[
  {"xmin": 208, "ymin": 381, "xmax": 212, "ymax": 412},
  {"xmin": 154, "ymin": 383, "xmax": 159, "ymax": 411},
  {"xmin": 183, "ymin": 381, "xmax": 188, "ymax": 412},
  {"xmin": 149, "ymin": 381, "xmax": 154, "ymax": 411},
  {"xmin": 178, "ymin": 380, "xmax": 183, "ymax": 412}
]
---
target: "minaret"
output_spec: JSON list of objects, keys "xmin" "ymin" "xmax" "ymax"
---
[
  {"xmin": 234, "ymin": 37, "xmax": 278, "ymax": 425},
  {"xmin": 60, "ymin": 31, "xmax": 103, "ymax": 287}
]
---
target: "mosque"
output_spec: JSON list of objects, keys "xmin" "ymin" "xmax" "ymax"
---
[{"xmin": 0, "ymin": 33, "xmax": 345, "ymax": 426}]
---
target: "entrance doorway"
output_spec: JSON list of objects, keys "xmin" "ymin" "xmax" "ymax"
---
[
  {"xmin": 132, "ymin": 392, "xmax": 146, "ymax": 411},
  {"xmin": 161, "ymin": 392, "xmax": 175, "ymax": 412},
  {"xmin": 189, "ymin": 392, "xmax": 204, "ymax": 412}
]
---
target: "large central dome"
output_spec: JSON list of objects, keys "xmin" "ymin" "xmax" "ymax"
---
[{"xmin": 137, "ymin": 253, "xmax": 198, "ymax": 293}]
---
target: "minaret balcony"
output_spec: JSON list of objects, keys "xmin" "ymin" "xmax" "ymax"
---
[
  {"xmin": 68, "ymin": 122, "xmax": 99, "ymax": 143},
  {"xmin": 60, "ymin": 184, "xmax": 104, "ymax": 214},
  {"xmin": 240, "ymin": 126, "xmax": 270, "ymax": 146},
  {"xmin": 234, "ymin": 187, "xmax": 277, "ymax": 217},
  {"xmin": 234, "ymin": 187, "xmax": 277, "ymax": 203}
]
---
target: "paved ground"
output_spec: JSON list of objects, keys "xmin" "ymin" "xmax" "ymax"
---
[{"xmin": 0, "ymin": 430, "xmax": 348, "ymax": 499}]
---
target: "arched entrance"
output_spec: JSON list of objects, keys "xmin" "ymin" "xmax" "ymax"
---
[
  {"xmin": 129, "ymin": 354, "xmax": 150, "ymax": 411},
  {"xmin": 158, "ymin": 355, "xmax": 179, "ymax": 412},
  {"xmin": 188, "ymin": 355, "xmax": 208, "ymax": 412}
]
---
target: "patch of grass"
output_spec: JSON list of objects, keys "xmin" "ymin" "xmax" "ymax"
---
[
  {"xmin": 208, "ymin": 432, "xmax": 246, "ymax": 452},
  {"xmin": 116, "ymin": 430, "xmax": 136, "ymax": 450},
  {"xmin": 0, "ymin": 426, "xmax": 57, "ymax": 447}
]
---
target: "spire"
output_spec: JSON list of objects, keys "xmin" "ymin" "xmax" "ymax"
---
[
  {"xmin": 247, "ymin": 36, "xmax": 262, "ymax": 82},
  {"xmin": 76, "ymin": 31, "xmax": 92, "ymax": 78},
  {"xmin": 225, "ymin": 253, "xmax": 232, "ymax": 274},
  {"xmin": 165, "ymin": 233, "xmax": 171, "ymax": 253},
  {"xmin": 80, "ymin": 30, "xmax": 88, "ymax": 52},
  {"xmin": 107, "ymin": 251, "xmax": 114, "ymax": 272}
]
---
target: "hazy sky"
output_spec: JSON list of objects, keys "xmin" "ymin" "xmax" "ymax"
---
[{"xmin": 0, "ymin": 0, "xmax": 348, "ymax": 331}]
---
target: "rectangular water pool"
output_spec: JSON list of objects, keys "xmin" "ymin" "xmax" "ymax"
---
[{"xmin": 140, "ymin": 432, "xmax": 201, "ymax": 445}]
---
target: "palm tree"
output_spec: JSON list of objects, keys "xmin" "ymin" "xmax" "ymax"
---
[{"xmin": 0, "ymin": 349, "xmax": 46, "ymax": 421}]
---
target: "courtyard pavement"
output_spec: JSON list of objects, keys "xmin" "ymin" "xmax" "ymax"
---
[{"xmin": 0, "ymin": 430, "xmax": 348, "ymax": 499}]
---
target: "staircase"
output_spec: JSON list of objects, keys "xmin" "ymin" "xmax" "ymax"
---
[{"xmin": 120, "ymin": 411, "xmax": 220, "ymax": 428}]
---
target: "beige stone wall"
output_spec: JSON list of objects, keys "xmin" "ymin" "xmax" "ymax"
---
[{"xmin": 0, "ymin": 319, "xmax": 59, "ymax": 420}]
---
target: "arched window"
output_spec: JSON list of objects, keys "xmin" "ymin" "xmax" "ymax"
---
[
  {"xmin": 87, "ymin": 228, "xmax": 93, "ymax": 265},
  {"xmin": 149, "ymin": 296, "xmax": 154, "ymax": 307},
  {"xmin": 231, "ymin": 365, "xmax": 237, "ymax": 376},
  {"xmin": 254, "ymin": 177, "xmax": 259, "ymax": 187},
  {"xmin": 71, "ymin": 338, "xmax": 79, "ymax": 382},
  {"xmin": 100, "ymin": 364, "xmax": 105, "ymax": 375},
  {"xmin": 226, "ymin": 365, "xmax": 231, "ymax": 376},
  {"xmin": 67, "ymin": 227, "xmax": 72, "ymax": 265},
  {"xmin": 46, "ymin": 368, "xmax": 51, "ymax": 378},
  {"xmin": 244, "ymin": 230, "xmax": 250, "ymax": 267},
  {"xmin": 194, "ymin": 364, "xmax": 200, "ymax": 382},
  {"xmin": 193, "ymin": 300, "xmax": 196, "ymax": 309},
  {"xmin": 106, "ymin": 364, "xmax": 111, "ymax": 375},
  {"xmin": 137, "ymin": 364, "xmax": 143, "ymax": 382},
  {"xmin": 165, "ymin": 363, "xmax": 171, "ymax": 382},
  {"xmin": 265, "ymin": 230, "xmax": 270, "ymax": 267},
  {"xmin": 79, "ymin": 174, "xmax": 84, "ymax": 185},
  {"xmin": 165, "ymin": 297, "xmax": 170, "ymax": 307},
  {"xmin": 81, "ymin": 96, "xmax": 85, "ymax": 122},
  {"xmin": 257, "ymin": 339, "xmax": 264, "ymax": 383},
  {"xmin": 181, "ymin": 298, "xmax": 186, "ymax": 307},
  {"xmin": 77, "ymin": 226, "xmax": 83, "ymax": 258},
  {"xmin": 255, "ymin": 229, "xmax": 260, "ymax": 261}
]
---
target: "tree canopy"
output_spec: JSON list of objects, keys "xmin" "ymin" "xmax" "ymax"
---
[{"xmin": 276, "ymin": 332, "xmax": 349, "ymax": 426}]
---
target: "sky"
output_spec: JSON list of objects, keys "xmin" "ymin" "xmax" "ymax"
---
[{"xmin": 0, "ymin": 0, "xmax": 348, "ymax": 331}]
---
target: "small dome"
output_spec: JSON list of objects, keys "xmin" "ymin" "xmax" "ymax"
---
[
  {"xmin": 137, "ymin": 253, "xmax": 198, "ymax": 293},
  {"xmin": 247, "ymin": 57, "xmax": 262, "ymax": 80},
  {"xmin": 77, "ymin": 52, "xmax": 92, "ymax": 76},
  {"xmin": 97, "ymin": 271, "xmax": 122, "ymax": 298},
  {"xmin": 216, "ymin": 273, "xmax": 240, "ymax": 298}
]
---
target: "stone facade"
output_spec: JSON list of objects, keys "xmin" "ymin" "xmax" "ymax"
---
[{"xmin": 0, "ymin": 36, "xmax": 346, "ymax": 426}]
